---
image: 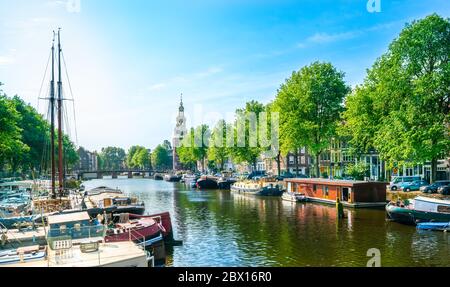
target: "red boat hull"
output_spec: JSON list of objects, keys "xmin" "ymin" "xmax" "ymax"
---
[
  {"xmin": 104, "ymin": 212, "xmax": 173, "ymax": 244},
  {"xmin": 129, "ymin": 212, "xmax": 173, "ymax": 239}
]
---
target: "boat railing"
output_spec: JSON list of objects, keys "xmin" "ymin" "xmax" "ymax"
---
[
  {"xmin": 44, "ymin": 225, "xmax": 107, "ymax": 266},
  {"xmin": 47, "ymin": 225, "xmax": 106, "ymax": 246},
  {"xmin": 0, "ymin": 222, "xmax": 23, "ymax": 248},
  {"xmin": 127, "ymin": 227, "xmax": 155, "ymax": 266}
]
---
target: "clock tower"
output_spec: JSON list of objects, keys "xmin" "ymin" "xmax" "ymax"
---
[{"xmin": 173, "ymin": 94, "xmax": 187, "ymax": 171}]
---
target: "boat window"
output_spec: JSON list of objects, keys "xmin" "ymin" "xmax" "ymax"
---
[
  {"xmin": 437, "ymin": 205, "xmax": 450, "ymax": 214},
  {"xmin": 60, "ymin": 225, "xmax": 67, "ymax": 233},
  {"xmin": 313, "ymin": 185, "xmax": 316, "ymax": 193},
  {"xmin": 74, "ymin": 223, "xmax": 81, "ymax": 231},
  {"xmin": 324, "ymin": 186, "xmax": 329, "ymax": 197}
]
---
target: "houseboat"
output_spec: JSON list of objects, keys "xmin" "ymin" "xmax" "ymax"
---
[
  {"xmin": 283, "ymin": 178, "xmax": 388, "ymax": 208},
  {"xmin": 82, "ymin": 186, "xmax": 145, "ymax": 217},
  {"xmin": 231, "ymin": 179, "xmax": 284, "ymax": 196},
  {"xmin": 0, "ymin": 211, "xmax": 150, "ymax": 267},
  {"xmin": 386, "ymin": 196, "xmax": 450, "ymax": 225}
]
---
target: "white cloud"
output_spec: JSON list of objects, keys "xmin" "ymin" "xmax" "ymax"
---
[{"xmin": 307, "ymin": 31, "xmax": 360, "ymax": 44}]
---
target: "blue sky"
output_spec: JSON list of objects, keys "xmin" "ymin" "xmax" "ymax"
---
[{"xmin": 0, "ymin": 0, "xmax": 449, "ymax": 152}]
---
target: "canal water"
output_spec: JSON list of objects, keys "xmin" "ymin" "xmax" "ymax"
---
[{"xmin": 82, "ymin": 179, "xmax": 450, "ymax": 267}]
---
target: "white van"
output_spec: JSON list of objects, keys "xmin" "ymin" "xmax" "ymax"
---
[{"xmin": 390, "ymin": 176, "xmax": 422, "ymax": 191}]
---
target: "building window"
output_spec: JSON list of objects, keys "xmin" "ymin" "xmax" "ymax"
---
[
  {"xmin": 289, "ymin": 156, "xmax": 295, "ymax": 164},
  {"xmin": 343, "ymin": 153, "xmax": 354, "ymax": 162}
]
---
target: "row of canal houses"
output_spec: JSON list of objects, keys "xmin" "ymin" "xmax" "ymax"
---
[
  {"xmin": 171, "ymin": 98, "xmax": 449, "ymax": 181},
  {"xmin": 262, "ymin": 139, "xmax": 450, "ymax": 182}
]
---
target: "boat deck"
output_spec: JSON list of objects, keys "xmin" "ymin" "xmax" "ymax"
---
[
  {"xmin": 5, "ymin": 241, "xmax": 148, "ymax": 267},
  {"xmin": 5, "ymin": 227, "xmax": 46, "ymax": 242},
  {"xmin": 84, "ymin": 192, "xmax": 124, "ymax": 209}
]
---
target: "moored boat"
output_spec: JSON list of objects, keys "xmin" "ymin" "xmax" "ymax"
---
[
  {"xmin": 231, "ymin": 180, "xmax": 284, "ymax": 196},
  {"xmin": 153, "ymin": 173, "xmax": 164, "ymax": 180},
  {"xmin": 386, "ymin": 196, "xmax": 450, "ymax": 225},
  {"xmin": 416, "ymin": 221, "xmax": 450, "ymax": 232},
  {"xmin": 122, "ymin": 212, "xmax": 174, "ymax": 242},
  {"xmin": 0, "ymin": 245, "xmax": 47, "ymax": 266},
  {"xmin": 164, "ymin": 174, "xmax": 182, "ymax": 182},
  {"xmin": 217, "ymin": 177, "xmax": 237, "ymax": 190},
  {"xmin": 196, "ymin": 176, "xmax": 219, "ymax": 189},
  {"xmin": 1, "ymin": 211, "xmax": 150, "ymax": 267},
  {"xmin": 282, "ymin": 192, "xmax": 309, "ymax": 203},
  {"xmin": 82, "ymin": 186, "xmax": 145, "ymax": 217},
  {"xmin": 104, "ymin": 214, "xmax": 163, "ymax": 252}
]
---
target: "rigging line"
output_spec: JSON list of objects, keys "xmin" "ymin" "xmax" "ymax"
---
[
  {"xmin": 62, "ymin": 87, "xmax": 72, "ymax": 139},
  {"xmin": 41, "ymin": 102, "xmax": 52, "ymax": 176},
  {"xmin": 61, "ymin": 51, "xmax": 79, "ymax": 145},
  {"xmin": 37, "ymin": 50, "xmax": 52, "ymax": 112}
]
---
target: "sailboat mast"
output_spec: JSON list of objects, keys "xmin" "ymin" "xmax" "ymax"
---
[
  {"xmin": 50, "ymin": 31, "xmax": 56, "ymax": 199},
  {"xmin": 57, "ymin": 28, "xmax": 64, "ymax": 197}
]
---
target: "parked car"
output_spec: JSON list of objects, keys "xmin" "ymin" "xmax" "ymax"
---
[
  {"xmin": 421, "ymin": 180, "xmax": 450, "ymax": 194},
  {"xmin": 246, "ymin": 171, "xmax": 266, "ymax": 180},
  {"xmin": 400, "ymin": 180, "xmax": 429, "ymax": 192},
  {"xmin": 437, "ymin": 185, "xmax": 450, "ymax": 195},
  {"xmin": 390, "ymin": 176, "xmax": 422, "ymax": 191}
]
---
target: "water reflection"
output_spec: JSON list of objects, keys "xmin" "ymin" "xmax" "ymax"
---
[{"xmin": 82, "ymin": 179, "xmax": 450, "ymax": 267}]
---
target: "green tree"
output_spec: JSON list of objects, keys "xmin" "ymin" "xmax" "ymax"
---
[
  {"xmin": 345, "ymin": 162, "xmax": 369, "ymax": 180},
  {"xmin": 207, "ymin": 120, "xmax": 231, "ymax": 171},
  {"xmin": 152, "ymin": 144, "xmax": 171, "ymax": 170},
  {"xmin": 264, "ymin": 102, "xmax": 282, "ymax": 176},
  {"xmin": 163, "ymin": 140, "xmax": 172, "ymax": 151},
  {"xmin": 194, "ymin": 124, "xmax": 210, "ymax": 172},
  {"xmin": 0, "ymin": 84, "xmax": 79, "ymax": 177},
  {"xmin": 0, "ymin": 84, "xmax": 26, "ymax": 172},
  {"xmin": 274, "ymin": 62, "xmax": 350, "ymax": 177},
  {"xmin": 127, "ymin": 145, "xmax": 149, "ymax": 168},
  {"xmin": 177, "ymin": 125, "xmax": 210, "ymax": 172},
  {"xmin": 133, "ymin": 148, "xmax": 151, "ymax": 169},
  {"xmin": 177, "ymin": 128, "xmax": 198, "ymax": 171},
  {"xmin": 98, "ymin": 147, "xmax": 126, "ymax": 170},
  {"xmin": 126, "ymin": 146, "xmax": 141, "ymax": 168},
  {"xmin": 342, "ymin": 14, "xmax": 450, "ymax": 182},
  {"xmin": 9, "ymin": 96, "xmax": 48, "ymax": 174},
  {"xmin": 231, "ymin": 101, "xmax": 266, "ymax": 170}
]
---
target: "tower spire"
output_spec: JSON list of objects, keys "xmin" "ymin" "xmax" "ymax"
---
[{"xmin": 179, "ymin": 93, "xmax": 184, "ymax": 112}]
